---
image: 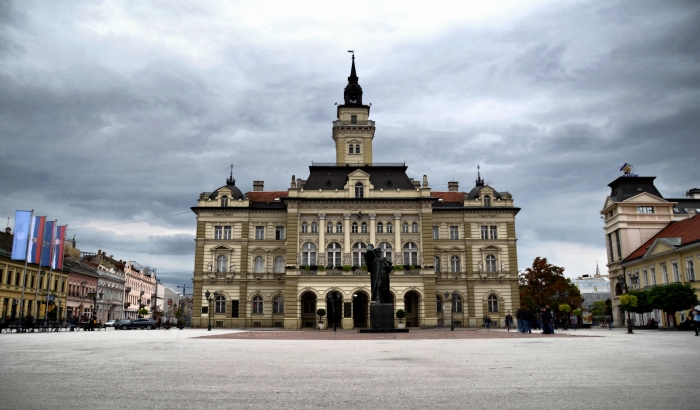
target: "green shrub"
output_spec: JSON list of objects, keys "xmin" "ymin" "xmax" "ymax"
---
[
  {"xmin": 317, "ymin": 309, "xmax": 326, "ymax": 319},
  {"xmin": 342, "ymin": 265, "xmax": 352, "ymax": 272}
]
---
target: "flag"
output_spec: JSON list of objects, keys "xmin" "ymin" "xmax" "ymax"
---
[
  {"xmin": 10, "ymin": 210, "xmax": 32, "ymax": 260},
  {"xmin": 51, "ymin": 225, "xmax": 66, "ymax": 270},
  {"xmin": 27, "ymin": 216, "xmax": 46, "ymax": 264},
  {"xmin": 40, "ymin": 220, "xmax": 56, "ymax": 267}
]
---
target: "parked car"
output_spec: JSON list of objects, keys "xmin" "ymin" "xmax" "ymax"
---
[
  {"xmin": 113, "ymin": 319, "xmax": 133, "ymax": 330},
  {"xmin": 104, "ymin": 320, "xmax": 117, "ymax": 328},
  {"xmin": 122, "ymin": 318, "xmax": 157, "ymax": 330}
]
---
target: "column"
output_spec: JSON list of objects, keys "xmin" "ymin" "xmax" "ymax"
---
[
  {"xmin": 369, "ymin": 213, "xmax": 376, "ymax": 246},
  {"xmin": 394, "ymin": 213, "xmax": 402, "ymax": 265},
  {"xmin": 343, "ymin": 214, "xmax": 351, "ymax": 254},
  {"xmin": 318, "ymin": 214, "xmax": 325, "ymax": 262}
]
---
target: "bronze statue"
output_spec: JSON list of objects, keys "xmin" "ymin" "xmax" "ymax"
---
[{"xmin": 363, "ymin": 244, "xmax": 392, "ymax": 304}]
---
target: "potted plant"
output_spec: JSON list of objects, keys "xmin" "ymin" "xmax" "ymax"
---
[
  {"xmin": 396, "ymin": 309, "xmax": 406, "ymax": 329},
  {"xmin": 317, "ymin": 308, "xmax": 326, "ymax": 330}
]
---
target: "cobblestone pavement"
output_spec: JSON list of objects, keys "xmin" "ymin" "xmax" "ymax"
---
[{"xmin": 0, "ymin": 327, "xmax": 697, "ymax": 410}]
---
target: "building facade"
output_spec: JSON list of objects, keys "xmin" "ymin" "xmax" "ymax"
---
[
  {"xmin": 601, "ymin": 171, "xmax": 700, "ymax": 326},
  {"xmin": 65, "ymin": 257, "xmax": 99, "ymax": 321},
  {"xmin": 124, "ymin": 262, "xmax": 156, "ymax": 319},
  {"xmin": 572, "ymin": 264, "xmax": 610, "ymax": 310},
  {"xmin": 191, "ymin": 58, "xmax": 521, "ymax": 329}
]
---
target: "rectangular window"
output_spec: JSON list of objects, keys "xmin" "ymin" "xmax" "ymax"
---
[
  {"xmin": 386, "ymin": 223, "xmax": 393, "ymax": 234},
  {"xmin": 661, "ymin": 264, "xmax": 668, "ymax": 284},
  {"xmin": 223, "ymin": 226, "xmax": 232, "ymax": 240},
  {"xmin": 615, "ymin": 230, "xmax": 622, "ymax": 260},
  {"xmin": 671, "ymin": 262, "xmax": 680, "ymax": 282},
  {"xmin": 450, "ymin": 226, "xmax": 458, "ymax": 240},
  {"xmin": 327, "ymin": 223, "xmax": 333, "ymax": 234},
  {"xmin": 30, "ymin": 275, "xmax": 35, "ymax": 289},
  {"xmin": 433, "ymin": 226, "xmax": 438, "ymax": 240},
  {"xmin": 336, "ymin": 223, "xmax": 343, "ymax": 234},
  {"xmin": 311, "ymin": 223, "xmax": 317, "ymax": 233},
  {"xmin": 642, "ymin": 268, "xmax": 648, "ymax": 287},
  {"xmin": 350, "ymin": 115, "xmax": 357, "ymax": 124},
  {"xmin": 231, "ymin": 300, "xmax": 239, "ymax": 318},
  {"xmin": 14, "ymin": 272, "xmax": 20, "ymax": 286},
  {"xmin": 201, "ymin": 306, "xmax": 209, "ymax": 314},
  {"xmin": 607, "ymin": 233, "xmax": 615, "ymax": 262},
  {"xmin": 255, "ymin": 226, "xmax": 264, "ymax": 240},
  {"xmin": 214, "ymin": 226, "xmax": 222, "ymax": 240},
  {"xmin": 637, "ymin": 206, "xmax": 654, "ymax": 214},
  {"xmin": 481, "ymin": 226, "xmax": 488, "ymax": 240},
  {"xmin": 361, "ymin": 223, "xmax": 367, "ymax": 233},
  {"xmin": 352, "ymin": 224, "xmax": 358, "ymax": 233},
  {"xmin": 275, "ymin": 226, "xmax": 285, "ymax": 240},
  {"xmin": 490, "ymin": 225, "xmax": 498, "ymax": 239},
  {"xmin": 686, "ymin": 259, "xmax": 696, "ymax": 281}
]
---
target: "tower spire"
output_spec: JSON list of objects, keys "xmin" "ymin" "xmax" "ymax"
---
[
  {"xmin": 343, "ymin": 51, "xmax": 362, "ymax": 105},
  {"xmin": 348, "ymin": 50, "xmax": 358, "ymax": 83},
  {"xmin": 227, "ymin": 164, "xmax": 235, "ymax": 185},
  {"xmin": 475, "ymin": 164, "xmax": 484, "ymax": 186}
]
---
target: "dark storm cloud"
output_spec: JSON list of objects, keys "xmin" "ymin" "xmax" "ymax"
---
[{"xmin": 1, "ymin": 0, "xmax": 698, "ymax": 285}]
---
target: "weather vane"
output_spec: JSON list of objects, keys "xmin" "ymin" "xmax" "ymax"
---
[{"xmin": 348, "ymin": 50, "xmax": 354, "ymax": 59}]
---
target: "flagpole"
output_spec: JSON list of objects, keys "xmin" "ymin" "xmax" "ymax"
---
[
  {"xmin": 18, "ymin": 210, "xmax": 34, "ymax": 322},
  {"xmin": 32, "ymin": 220, "xmax": 45, "ymax": 319},
  {"xmin": 44, "ymin": 221, "xmax": 57, "ymax": 326}
]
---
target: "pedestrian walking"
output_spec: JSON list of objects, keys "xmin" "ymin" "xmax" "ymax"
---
[
  {"xmin": 607, "ymin": 315, "xmax": 613, "ymax": 330},
  {"xmin": 516, "ymin": 308, "xmax": 523, "ymax": 333},
  {"xmin": 571, "ymin": 314, "xmax": 578, "ymax": 330},
  {"xmin": 691, "ymin": 308, "xmax": 700, "ymax": 336},
  {"xmin": 505, "ymin": 313, "xmax": 513, "ymax": 331}
]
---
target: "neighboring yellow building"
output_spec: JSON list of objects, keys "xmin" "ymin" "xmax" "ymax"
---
[
  {"xmin": 601, "ymin": 171, "xmax": 700, "ymax": 326},
  {"xmin": 190, "ymin": 57, "xmax": 521, "ymax": 329},
  {"xmin": 619, "ymin": 214, "xmax": 700, "ymax": 326},
  {"xmin": 0, "ymin": 228, "xmax": 69, "ymax": 322}
]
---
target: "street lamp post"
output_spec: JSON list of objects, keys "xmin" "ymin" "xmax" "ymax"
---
[
  {"xmin": 618, "ymin": 273, "xmax": 639, "ymax": 334},
  {"xmin": 205, "ymin": 290, "xmax": 218, "ymax": 331}
]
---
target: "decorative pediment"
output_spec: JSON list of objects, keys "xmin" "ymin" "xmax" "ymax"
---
[
  {"xmin": 623, "ymin": 192, "xmax": 667, "ymax": 203},
  {"xmin": 643, "ymin": 237, "xmax": 681, "ymax": 258},
  {"xmin": 348, "ymin": 169, "xmax": 370, "ymax": 178},
  {"xmin": 210, "ymin": 245, "xmax": 232, "ymax": 251}
]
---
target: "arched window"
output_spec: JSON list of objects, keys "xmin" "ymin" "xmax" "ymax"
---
[
  {"xmin": 349, "ymin": 144, "xmax": 354, "ymax": 154},
  {"xmin": 215, "ymin": 295, "xmax": 226, "ymax": 313},
  {"xmin": 273, "ymin": 296, "xmax": 284, "ymax": 314},
  {"xmin": 412, "ymin": 222, "xmax": 419, "ymax": 233},
  {"xmin": 355, "ymin": 183, "xmax": 364, "ymax": 198},
  {"xmin": 311, "ymin": 222, "xmax": 318, "ymax": 233},
  {"xmin": 352, "ymin": 242, "xmax": 367, "ymax": 267},
  {"xmin": 386, "ymin": 222, "xmax": 393, "ymax": 233},
  {"xmin": 352, "ymin": 222, "xmax": 358, "ymax": 233},
  {"xmin": 484, "ymin": 195, "xmax": 491, "ymax": 207},
  {"xmin": 434, "ymin": 256, "xmax": 441, "ymax": 273},
  {"xmin": 301, "ymin": 222, "xmax": 308, "ymax": 233},
  {"xmin": 216, "ymin": 255, "xmax": 227, "ymax": 273},
  {"xmin": 403, "ymin": 242, "xmax": 418, "ymax": 265},
  {"xmin": 436, "ymin": 296, "xmax": 443, "ymax": 312},
  {"xmin": 254, "ymin": 256, "xmax": 264, "ymax": 273},
  {"xmin": 252, "ymin": 296, "xmax": 263, "ymax": 314},
  {"xmin": 327, "ymin": 222, "xmax": 333, "ymax": 234},
  {"xmin": 486, "ymin": 254, "xmax": 497, "ymax": 272},
  {"xmin": 450, "ymin": 256, "xmax": 460, "ymax": 273},
  {"xmin": 221, "ymin": 196, "xmax": 228, "ymax": 207},
  {"xmin": 274, "ymin": 256, "xmax": 284, "ymax": 274},
  {"xmin": 327, "ymin": 242, "xmax": 342, "ymax": 267},
  {"xmin": 301, "ymin": 242, "xmax": 317, "ymax": 266},
  {"xmin": 452, "ymin": 295, "xmax": 463, "ymax": 313},
  {"xmin": 490, "ymin": 225, "xmax": 497, "ymax": 239},
  {"xmin": 355, "ymin": 144, "xmax": 360, "ymax": 153},
  {"xmin": 487, "ymin": 295, "xmax": 499, "ymax": 312},
  {"xmin": 378, "ymin": 242, "xmax": 392, "ymax": 260},
  {"xmin": 361, "ymin": 222, "xmax": 367, "ymax": 233},
  {"xmin": 336, "ymin": 222, "xmax": 343, "ymax": 233},
  {"xmin": 377, "ymin": 222, "xmax": 383, "ymax": 233},
  {"xmin": 402, "ymin": 222, "xmax": 409, "ymax": 233}
]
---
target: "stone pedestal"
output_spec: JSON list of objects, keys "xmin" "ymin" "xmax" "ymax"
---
[{"xmin": 370, "ymin": 303, "xmax": 394, "ymax": 330}]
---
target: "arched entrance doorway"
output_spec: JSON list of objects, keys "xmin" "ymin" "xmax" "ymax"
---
[
  {"xmin": 403, "ymin": 291, "xmax": 420, "ymax": 327},
  {"xmin": 300, "ymin": 292, "xmax": 317, "ymax": 328},
  {"xmin": 325, "ymin": 291, "xmax": 343, "ymax": 329},
  {"xmin": 352, "ymin": 291, "xmax": 369, "ymax": 328}
]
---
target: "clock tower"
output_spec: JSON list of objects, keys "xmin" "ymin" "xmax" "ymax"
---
[{"xmin": 333, "ymin": 54, "xmax": 375, "ymax": 165}]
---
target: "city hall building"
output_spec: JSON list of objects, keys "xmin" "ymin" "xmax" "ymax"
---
[{"xmin": 191, "ymin": 58, "xmax": 521, "ymax": 329}]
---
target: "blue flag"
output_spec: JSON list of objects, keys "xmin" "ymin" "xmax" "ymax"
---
[
  {"xmin": 11, "ymin": 210, "xmax": 32, "ymax": 260},
  {"xmin": 40, "ymin": 220, "xmax": 55, "ymax": 267}
]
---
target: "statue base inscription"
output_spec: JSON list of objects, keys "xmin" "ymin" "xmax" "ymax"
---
[{"xmin": 359, "ymin": 303, "xmax": 410, "ymax": 333}]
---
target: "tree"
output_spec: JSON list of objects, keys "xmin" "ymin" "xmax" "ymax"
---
[
  {"xmin": 591, "ymin": 300, "xmax": 607, "ymax": 316},
  {"xmin": 627, "ymin": 290, "xmax": 653, "ymax": 314},
  {"xmin": 649, "ymin": 284, "xmax": 699, "ymax": 327},
  {"xmin": 619, "ymin": 294, "xmax": 638, "ymax": 311},
  {"xmin": 519, "ymin": 257, "xmax": 584, "ymax": 312},
  {"xmin": 138, "ymin": 308, "xmax": 149, "ymax": 317},
  {"xmin": 559, "ymin": 304, "xmax": 571, "ymax": 314}
]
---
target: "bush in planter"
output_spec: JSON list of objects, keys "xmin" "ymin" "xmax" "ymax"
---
[
  {"xmin": 394, "ymin": 265, "xmax": 404, "ymax": 271},
  {"xmin": 360, "ymin": 265, "xmax": 367, "ymax": 270},
  {"xmin": 318, "ymin": 265, "xmax": 325, "ymax": 271},
  {"xmin": 317, "ymin": 309, "xmax": 326, "ymax": 322},
  {"xmin": 326, "ymin": 265, "xmax": 333, "ymax": 270},
  {"xmin": 396, "ymin": 309, "xmax": 406, "ymax": 323},
  {"xmin": 403, "ymin": 264, "xmax": 411, "ymax": 271},
  {"xmin": 409, "ymin": 264, "xmax": 415, "ymax": 270},
  {"xmin": 342, "ymin": 265, "xmax": 352, "ymax": 272},
  {"xmin": 304, "ymin": 265, "xmax": 311, "ymax": 270},
  {"xmin": 285, "ymin": 265, "xmax": 297, "ymax": 270}
]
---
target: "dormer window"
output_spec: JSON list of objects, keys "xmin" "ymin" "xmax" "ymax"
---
[
  {"xmin": 355, "ymin": 183, "xmax": 364, "ymax": 198},
  {"xmin": 221, "ymin": 196, "xmax": 228, "ymax": 207},
  {"xmin": 350, "ymin": 115, "xmax": 357, "ymax": 124},
  {"xmin": 484, "ymin": 195, "xmax": 491, "ymax": 207}
]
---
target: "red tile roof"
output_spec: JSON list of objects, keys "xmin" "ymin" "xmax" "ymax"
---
[
  {"xmin": 247, "ymin": 191, "xmax": 288, "ymax": 204},
  {"xmin": 624, "ymin": 215, "xmax": 700, "ymax": 261},
  {"xmin": 431, "ymin": 191, "xmax": 465, "ymax": 204}
]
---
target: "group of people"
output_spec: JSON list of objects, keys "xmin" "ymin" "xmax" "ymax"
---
[{"xmin": 511, "ymin": 306, "xmax": 583, "ymax": 334}]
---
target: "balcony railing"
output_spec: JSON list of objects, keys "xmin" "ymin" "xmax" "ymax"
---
[{"xmin": 332, "ymin": 120, "xmax": 375, "ymax": 127}]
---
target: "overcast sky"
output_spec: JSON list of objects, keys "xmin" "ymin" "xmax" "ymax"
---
[{"xmin": 1, "ymin": 0, "xmax": 698, "ymax": 291}]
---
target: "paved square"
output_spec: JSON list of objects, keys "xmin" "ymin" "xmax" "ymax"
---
[{"xmin": 0, "ymin": 327, "xmax": 697, "ymax": 409}]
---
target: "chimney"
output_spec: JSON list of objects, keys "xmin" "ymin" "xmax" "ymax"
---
[
  {"xmin": 5, "ymin": 227, "xmax": 11, "ymax": 234},
  {"xmin": 253, "ymin": 181, "xmax": 264, "ymax": 191},
  {"xmin": 448, "ymin": 181, "xmax": 459, "ymax": 192}
]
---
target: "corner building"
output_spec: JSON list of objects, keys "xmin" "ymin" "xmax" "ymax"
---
[{"xmin": 191, "ymin": 58, "xmax": 521, "ymax": 329}]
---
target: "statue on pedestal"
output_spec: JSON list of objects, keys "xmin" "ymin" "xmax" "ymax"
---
[{"xmin": 363, "ymin": 244, "xmax": 392, "ymax": 304}]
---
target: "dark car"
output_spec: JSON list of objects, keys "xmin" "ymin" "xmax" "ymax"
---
[
  {"xmin": 113, "ymin": 319, "xmax": 132, "ymax": 330},
  {"xmin": 123, "ymin": 318, "xmax": 157, "ymax": 330}
]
